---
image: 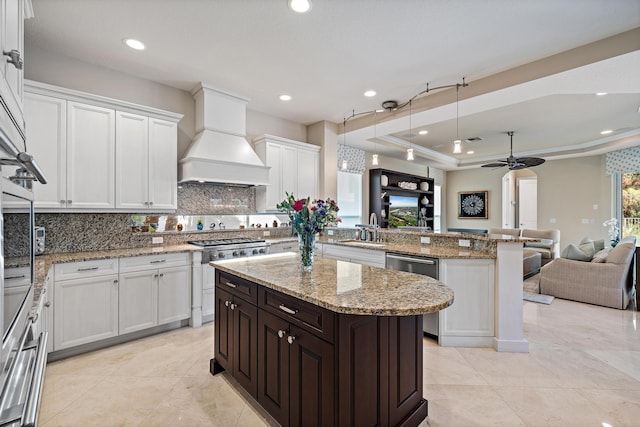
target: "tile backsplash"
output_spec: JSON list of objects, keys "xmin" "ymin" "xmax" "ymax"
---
[{"xmin": 34, "ymin": 182, "xmax": 294, "ymax": 254}]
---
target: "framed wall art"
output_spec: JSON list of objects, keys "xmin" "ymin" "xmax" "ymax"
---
[{"xmin": 458, "ymin": 191, "xmax": 488, "ymax": 219}]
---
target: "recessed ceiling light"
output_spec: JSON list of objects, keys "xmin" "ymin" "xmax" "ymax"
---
[
  {"xmin": 124, "ymin": 38, "xmax": 145, "ymax": 50},
  {"xmin": 467, "ymin": 150, "xmax": 475, "ymax": 154},
  {"xmin": 288, "ymin": 0, "xmax": 312, "ymax": 13},
  {"xmin": 279, "ymin": 94, "xmax": 292, "ymax": 101},
  {"xmin": 600, "ymin": 129, "xmax": 613, "ymax": 135},
  {"xmin": 418, "ymin": 130, "xmax": 428, "ymax": 135},
  {"xmin": 364, "ymin": 90, "xmax": 376, "ymax": 97},
  {"xmin": 596, "ymin": 92, "xmax": 608, "ymax": 96}
]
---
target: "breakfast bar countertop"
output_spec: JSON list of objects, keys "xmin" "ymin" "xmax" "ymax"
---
[{"xmin": 211, "ymin": 252, "xmax": 455, "ymax": 316}]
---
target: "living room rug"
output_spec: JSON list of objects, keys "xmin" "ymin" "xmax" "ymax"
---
[{"xmin": 523, "ymin": 292, "xmax": 555, "ymax": 305}]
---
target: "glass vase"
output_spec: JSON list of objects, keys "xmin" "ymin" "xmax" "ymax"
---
[{"xmin": 298, "ymin": 232, "xmax": 316, "ymax": 272}]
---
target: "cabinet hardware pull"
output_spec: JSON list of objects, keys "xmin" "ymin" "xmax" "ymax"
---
[
  {"xmin": 60, "ymin": 200, "xmax": 65, "ymax": 204},
  {"xmin": 225, "ymin": 300, "xmax": 231, "ymax": 307},
  {"xmin": 67, "ymin": 200, "xmax": 72, "ymax": 204},
  {"xmin": 113, "ymin": 279, "xmax": 118, "ymax": 284},
  {"xmin": 3, "ymin": 49, "xmax": 23, "ymax": 69},
  {"xmin": 154, "ymin": 274, "xmax": 158, "ymax": 278},
  {"xmin": 150, "ymin": 259, "xmax": 167, "ymax": 264},
  {"xmin": 77, "ymin": 266, "xmax": 99, "ymax": 272},
  {"xmin": 287, "ymin": 335, "xmax": 296, "ymax": 344},
  {"xmin": 149, "ymin": 201, "xmax": 153, "ymax": 206},
  {"xmin": 159, "ymin": 273, "xmax": 164, "ymax": 277},
  {"xmin": 224, "ymin": 281, "xmax": 237, "ymax": 288},
  {"xmin": 44, "ymin": 302, "xmax": 51, "ymax": 308},
  {"xmin": 278, "ymin": 304, "xmax": 298, "ymax": 315},
  {"xmin": 277, "ymin": 330, "xmax": 287, "ymax": 338},
  {"xmin": 5, "ymin": 275, "xmax": 26, "ymax": 280},
  {"xmin": 31, "ymin": 313, "xmax": 38, "ymax": 323},
  {"xmin": 230, "ymin": 303, "xmax": 237, "ymax": 310}
]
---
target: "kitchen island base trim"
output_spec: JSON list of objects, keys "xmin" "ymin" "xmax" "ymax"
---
[{"xmin": 493, "ymin": 337, "xmax": 530, "ymax": 353}]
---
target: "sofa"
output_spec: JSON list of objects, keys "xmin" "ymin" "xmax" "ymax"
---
[
  {"xmin": 488, "ymin": 227, "xmax": 561, "ymax": 266},
  {"xmin": 539, "ymin": 235, "xmax": 636, "ymax": 309}
]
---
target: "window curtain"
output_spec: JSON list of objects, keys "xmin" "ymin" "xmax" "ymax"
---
[
  {"xmin": 428, "ymin": 167, "xmax": 444, "ymax": 186},
  {"xmin": 606, "ymin": 147, "xmax": 640, "ymax": 175},
  {"xmin": 337, "ymin": 145, "xmax": 366, "ymax": 175}
]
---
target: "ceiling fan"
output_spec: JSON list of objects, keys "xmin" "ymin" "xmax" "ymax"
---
[{"xmin": 481, "ymin": 131, "xmax": 545, "ymax": 170}]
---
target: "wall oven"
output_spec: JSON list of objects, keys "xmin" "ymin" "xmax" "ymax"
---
[{"xmin": 0, "ymin": 130, "xmax": 48, "ymax": 425}]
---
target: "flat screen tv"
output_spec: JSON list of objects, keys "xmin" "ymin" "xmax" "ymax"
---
[{"xmin": 388, "ymin": 195, "xmax": 418, "ymax": 227}]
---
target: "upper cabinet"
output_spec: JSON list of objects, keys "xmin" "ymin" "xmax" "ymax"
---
[
  {"xmin": 23, "ymin": 80, "xmax": 182, "ymax": 212},
  {"xmin": 253, "ymin": 135, "xmax": 320, "ymax": 212},
  {"xmin": 0, "ymin": 0, "xmax": 29, "ymax": 152}
]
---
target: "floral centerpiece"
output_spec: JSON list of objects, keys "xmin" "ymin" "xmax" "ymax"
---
[
  {"xmin": 603, "ymin": 217, "xmax": 620, "ymax": 247},
  {"xmin": 277, "ymin": 193, "xmax": 340, "ymax": 271}
]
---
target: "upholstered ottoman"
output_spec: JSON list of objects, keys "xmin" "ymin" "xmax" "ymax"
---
[{"xmin": 523, "ymin": 249, "xmax": 542, "ymax": 278}]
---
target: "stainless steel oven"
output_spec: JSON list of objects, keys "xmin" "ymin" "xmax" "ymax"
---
[{"xmin": 0, "ymin": 128, "xmax": 48, "ymax": 426}]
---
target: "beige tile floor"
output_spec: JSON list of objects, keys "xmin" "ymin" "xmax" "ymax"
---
[{"xmin": 39, "ymin": 297, "xmax": 639, "ymax": 427}]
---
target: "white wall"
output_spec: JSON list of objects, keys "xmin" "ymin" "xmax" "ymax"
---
[
  {"xmin": 246, "ymin": 109, "xmax": 307, "ymax": 145},
  {"xmin": 446, "ymin": 155, "xmax": 613, "ymax": 247}
]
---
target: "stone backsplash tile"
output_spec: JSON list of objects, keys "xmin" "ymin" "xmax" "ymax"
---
[{"xmin": 177, "ymin": 182, "xmax": 255, "ymax": 215}]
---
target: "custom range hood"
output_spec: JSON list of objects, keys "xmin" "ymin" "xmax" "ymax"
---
[{"xmin": 179, "ymin": 83, "xmax": 270, "ymax": 186}]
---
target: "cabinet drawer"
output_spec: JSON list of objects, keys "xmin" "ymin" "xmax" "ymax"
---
[
  {"xmin": 120, "ymin": 252, "xmax": 190, "ymax": 273},
  {"xmin": 259, "ymin": 288, "xmax": 335, "ymax": 343},
  {"xmin": 54, "ymin": 258, "xmax": 119, "ymax": 281},
  {"xmin": 4, "ymin": 267, "xmax": 30, "ymax": 287},
  {"xmin": 216, "ymin": 271, "xmax": 257, "ymax": 305}
]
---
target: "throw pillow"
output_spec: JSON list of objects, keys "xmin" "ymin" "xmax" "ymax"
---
[
  {"xmin": 560, "ymin": 244, "xmax": 592, "ymax": 261},
  {"xmin": 579, "ymin": 241, "xmax": 596, "ymax": 259},
  {"xmin": 606, "ymin": 241, "xmax": 634, "ymax": 264},
  {"xmin": 591, "ymin": 248, "xmax": 611, "ymax": 263},
  {"xmin": 593, "ymin": 239, "xmax": 605, "ymax": 252},
  {"xmin": 525, "ymin": 239, "xmax": 554, "ymax": 249}
]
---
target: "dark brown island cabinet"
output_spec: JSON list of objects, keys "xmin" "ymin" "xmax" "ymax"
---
[{"xmin": 211, "ymin": 269, "xmax": 428, "ymax": 426}]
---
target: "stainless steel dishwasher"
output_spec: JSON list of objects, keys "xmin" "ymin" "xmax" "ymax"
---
[{"xmin": 385, "ymin": 253, "xmax": 439, "ymax": 336}]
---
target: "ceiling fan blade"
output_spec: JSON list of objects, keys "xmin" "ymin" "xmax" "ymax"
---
[
  {"xmin": 516, "ymin": 157, "xmax": 546, "ymax": 167},
  {"xmin": 481, "ymin": 163, "xmax": 507, "ymax": 168}
]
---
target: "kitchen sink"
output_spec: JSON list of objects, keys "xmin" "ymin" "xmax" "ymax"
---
[{"xmin": 338, "ymin": 240, "xmax": 386, "ymax": 248}]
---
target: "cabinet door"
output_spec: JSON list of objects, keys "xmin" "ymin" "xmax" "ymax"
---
[
  {"xmin": 281, "ymin": 145, "xmax": 297, "ymax": 196},
  {"xmin": 289, "ymin": 325, "xmax": 335, "ymax": 427},
  {"xmin": 43, "ymin": 279, "xmax": 53, "ymax": 354},
  {"xmin": 157, "ymin": 265, "xmax": 191, "ymax": 325},
  {"xmin": 215, "ymin": 287, "xmax": 233, "ymax": 371},
  {"xmin": 148, "ymin": 118, "xmax": 177, "ymax": 210},
  {"xmin": 53, "ymin": 274, "xmax": 119, "ymax": 350},
  {"xmin": 202, "ymin": 265, "xmax": 215, "ymax": 321},
  {"xmin": 67, "ymin": 101, "xmax": 115, "ymax": 209},
  {"xmin": 257, "ymin": 310, "xmax": 290, "ymax": 426},
  {"xmin": 118, "ymin": 269, "xmax": 158, "ymax": 334},
  {"xmin": 1, "ymin": 0, "xmax": 24, "ymax": 131},
  {"xmin": 24, "ymin": 93, "xmax": 67, "ymax": 208},
  {"xmin": 233, "ymin": 298, "xmax": 258, "ymax": 398},
  {"xmin": 115, "ymin": 111, "xmax": 149, "ymax": 210},
  {"xmin": 296, "ymin": 148, "xmax": 318, "ymax": 199},
  {"xmin": 264, "ymin": 142, "xmax": 283, "ymax": 209}
]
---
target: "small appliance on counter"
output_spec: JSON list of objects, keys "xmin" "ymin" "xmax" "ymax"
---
[{"xmin": 34, "ymin": 226, "xmax": 45, "ymax": 255}]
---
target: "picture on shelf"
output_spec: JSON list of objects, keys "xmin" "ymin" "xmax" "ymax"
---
[
  {"xmin": 388, "ymin": 195, "xmax": 418, "ymax": 227},
  {"xmin": 458, "ymin": 191, "xmax": 488, "ymax": 219}
]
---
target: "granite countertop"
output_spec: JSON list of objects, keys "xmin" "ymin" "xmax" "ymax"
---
[
  {"xmin": 319, "ymin": 238, "xmax": 495, "ymax": 259},
  {"xmin": 211, "ymin": 253, "xmax": 454, "ymax": 316}
]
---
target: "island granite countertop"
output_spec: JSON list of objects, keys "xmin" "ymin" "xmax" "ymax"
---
[{"xmin": 211, "ymin": 252, "xmax": 454, "ymax": 316}]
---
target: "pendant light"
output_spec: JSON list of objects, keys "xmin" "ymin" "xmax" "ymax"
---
[
  {"xmin": 453, "ymin": 84, "xmax": 462, "ymax": 154},
  {"xmin": 372, "ymin": 110, "xmax": 379, "ymax": 165},
  {"xmin": 341, "ymin": 118, "xmax": 348, "ymax": 170},
  {"xmin": 407, "ymin": 100, "xmax": 414, "ymax": 161}
]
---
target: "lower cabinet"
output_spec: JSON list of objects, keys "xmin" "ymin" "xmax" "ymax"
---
[
  {"xmin": 320, "ymin": 243, "xmax": 386, "ymax": 268},
  {"xmin": 54, "ymin": 273, "xmax": 119, "ymax": 350},
  {"xmin": 257, "ymin": 310, "xmax": 334, "ymax": 426},
  {"xmin": 53, "ymin": 253, "xmax": 191, "ymax": 352}
]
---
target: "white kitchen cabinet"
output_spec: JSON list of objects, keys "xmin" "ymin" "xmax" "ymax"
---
[
  {"xmin": 0, "ymin": 0, "xmax": 27, "ymax": 150},
  {"xmin": 438, "ymin": 259, "xmax": 495, "ymax": 347},
  {"xmin": 119, "ymin": 253, "xmax": 191, "ymax": 331},
  {"xmin": 67, "ymin": 101, "xmax": 115, "ymax": 209},
  {"xmin": 115, "ymin": 113, "xmax": 177, "ymax": 210},
  {"xmin": 23, "ymin": 92, "xmax": 67, "ymax": 207},
  {"xmin": 53, "ymin": 273, "xmax": 119, "ymax": 351},
  {"xmin": 320, "ymin": 243, "xmax": 386, "ymax": 268},
  {"xmin": 201, "ymin": 265, "xmax": 215, "ymax": 323},
  {"xmin": 23, "ymin": 80, "xmax": 182, "ymax": 212},
  {"xmin": 118, "ymin": 269, "xmax": 158, "ymax": 334},
  {"xmin": 253, "ymin": 135, "xmax": 320, "ymax": 212}
]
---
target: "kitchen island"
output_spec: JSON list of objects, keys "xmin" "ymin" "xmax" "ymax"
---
[{"xmin": 210, "ymin": 253, "xmax": 454, "ymax": 427}]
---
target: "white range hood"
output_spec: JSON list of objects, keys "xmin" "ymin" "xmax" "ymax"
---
[{"xmin": 179, "ymin": 83, "xmax": 270, "ymax": 186}]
